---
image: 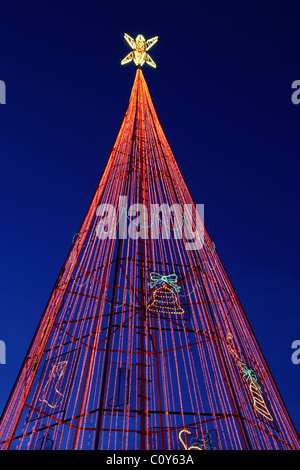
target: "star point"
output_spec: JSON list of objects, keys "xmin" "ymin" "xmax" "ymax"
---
[{"xmin": 121, "ymin": 33, "xmax": 159, "ymax": 68}]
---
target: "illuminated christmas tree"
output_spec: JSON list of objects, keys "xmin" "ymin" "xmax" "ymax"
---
[{"xmin": 0, "ymin": 34, "xmax": 299, "ymax": 450}]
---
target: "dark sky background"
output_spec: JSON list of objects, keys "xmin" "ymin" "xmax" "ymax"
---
[{"xmin": 0, "ymin": 0, "xmax": 300, "ymax": 439}]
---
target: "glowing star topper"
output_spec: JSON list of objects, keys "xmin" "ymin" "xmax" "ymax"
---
[{"xmin": 121, "ymin": 33, "xmax": 159, "ymax": 68}]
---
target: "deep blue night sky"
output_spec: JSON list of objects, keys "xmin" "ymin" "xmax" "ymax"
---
[{"xmin": 0, "ymin": 0, "xmax": 300, "ymax": 438}]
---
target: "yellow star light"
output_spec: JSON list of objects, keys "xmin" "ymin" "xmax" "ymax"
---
[{"xmin": 121, "ymin": 33, "xmax": 159, "ymax": 68}]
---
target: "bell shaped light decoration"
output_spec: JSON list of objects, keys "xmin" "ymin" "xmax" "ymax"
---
[{"xmin": 147, "ymin": 282, "xmax": 184, "ymax": 316}]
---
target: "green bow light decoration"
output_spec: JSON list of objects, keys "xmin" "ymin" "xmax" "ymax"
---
[
  {"xmin": 239, "ymin": 361, "xmax": 262, "ymax": 391},
  {"xmin": 149, "ymin": 272, "xmax": 181, "ymax": 292}
]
